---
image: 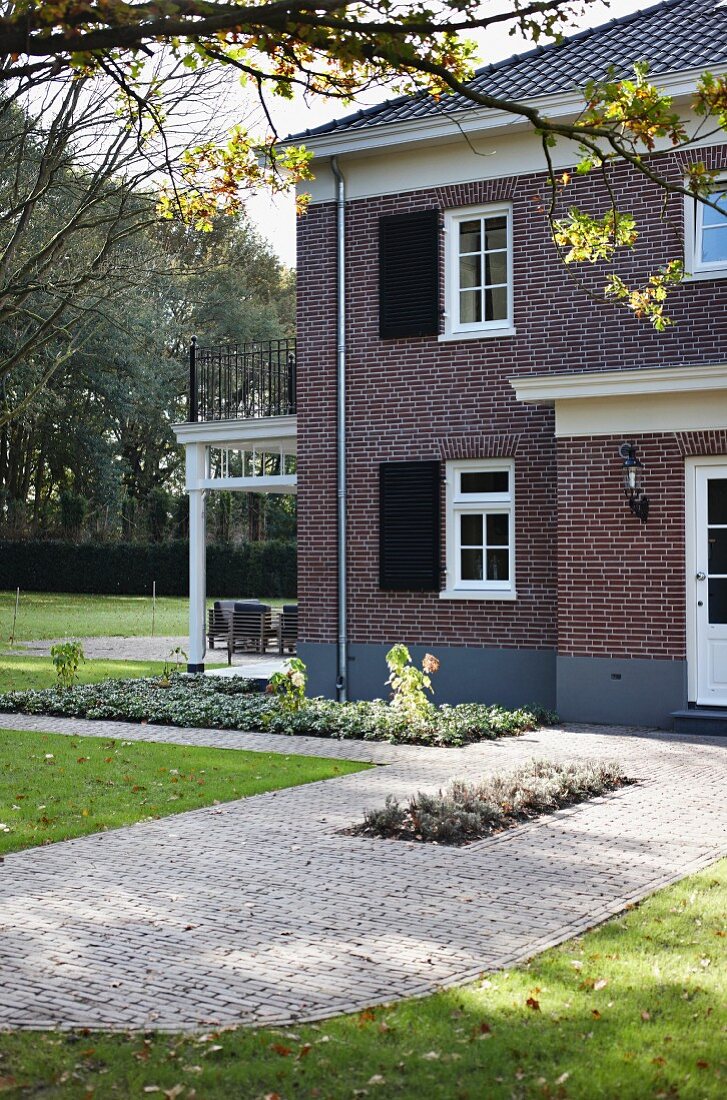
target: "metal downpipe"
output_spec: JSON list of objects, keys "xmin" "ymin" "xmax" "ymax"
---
[{"xmin": 331, "ymin": 156, "xmax": 347, "ymax": 702}]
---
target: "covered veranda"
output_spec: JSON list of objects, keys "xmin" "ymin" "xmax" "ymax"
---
[{"xmin": 172, "ymin": 339, "xmax": 297, "ymax": 673}]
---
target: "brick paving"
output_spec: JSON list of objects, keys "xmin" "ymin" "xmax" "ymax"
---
[{"xmin": 0, "ymin": 712, "xmax": 724, "ymax": 1031}]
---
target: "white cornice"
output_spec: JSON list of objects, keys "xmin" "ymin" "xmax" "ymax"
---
[
  {"xmin": 510, "ymin": 363, "xmax": 727, "ymax": 404},
  {"xmin": 172, "ymin": 415, "xmax": 297, "ymax": 449},
  {"xmin": 290, "ymin": 66, "xmax": 724, "ymax": 160}
]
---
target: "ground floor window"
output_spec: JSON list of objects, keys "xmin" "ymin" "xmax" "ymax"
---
[{"xmin": 444, "ymin": 459, "xmax": 515, "ymax": 598}]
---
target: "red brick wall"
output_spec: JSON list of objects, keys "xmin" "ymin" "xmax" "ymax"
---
[
  {"xmin": 296, "ymin": 144, "xmax": 727, "ymax": 655},
  {"xmin": 556, "ymin": 430, "xmax": 727, "ymax": 662}
]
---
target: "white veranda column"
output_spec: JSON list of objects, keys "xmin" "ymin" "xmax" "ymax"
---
[{"xmin": 186, "ymin": 442, "xmax": 207, "ymax": 672}]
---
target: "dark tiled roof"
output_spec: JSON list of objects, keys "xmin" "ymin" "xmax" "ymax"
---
[{"xmin": 294, "ymin": 0, "xmax": 727, "ymax": 141}]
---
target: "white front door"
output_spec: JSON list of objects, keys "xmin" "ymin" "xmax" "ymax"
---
[{"xmin": 694, "ymin": 464, "xmax": 727, "ymax": 705}]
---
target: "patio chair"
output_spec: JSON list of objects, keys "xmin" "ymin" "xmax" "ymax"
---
[
  {"xmin": 228, "ymin": 602, "xmax": 276, "ymax": 663},
  {"xmin": 207, "ymin": 600, "xmax": 237, "ymax": 649},
  {"xmin": 278, "ymin": 605, "xmax": 298, "ymax": 654}
]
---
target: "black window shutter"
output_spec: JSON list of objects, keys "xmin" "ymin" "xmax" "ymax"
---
[
  {"xmin": 379, "ymin": 461, "xmax": 441, "ymax": 590},
  {"xmin": 379, "ymin": 210, "xmax": 440, "ymax": 338}
]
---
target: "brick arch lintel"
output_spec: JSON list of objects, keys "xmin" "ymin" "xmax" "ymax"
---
[
  {"xmin": 675, "ymin": 430, "xmax": 727, "ymax": 456},
  {"xmin": 438, "ymin": 433, "xmax": 522, "ymax": 460}
]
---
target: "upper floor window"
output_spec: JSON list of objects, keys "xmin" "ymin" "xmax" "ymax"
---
[
  {"xmin": 686, "ymin": 179, "xmax": 727, "ymax": 280},
  {"xmin": 442, "ymin": 205, "xmax": 514, "ymax": 340}
]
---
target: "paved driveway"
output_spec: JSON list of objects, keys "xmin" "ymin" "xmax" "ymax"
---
[{"xmin": 0, "ymin": 713, "xmax": 724, "ymax": 1031}]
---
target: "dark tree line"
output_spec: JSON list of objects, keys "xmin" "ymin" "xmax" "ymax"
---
[{"xmin": 0, "ymin": 83, "xmax": 295, "ymax": 545}]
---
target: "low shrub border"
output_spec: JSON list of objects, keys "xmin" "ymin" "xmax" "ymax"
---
[
  {"xmin": 351, "ymin": 759, "xmax": 634, "ymax": 843},
  {"xmin": 0, "ymin": 676, "xmax": 556, "ymax": 748}
]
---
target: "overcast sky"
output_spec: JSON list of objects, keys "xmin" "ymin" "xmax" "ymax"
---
[{"xmin": 244, "ymin": 0, "xmax": 656, "ymax": 266}]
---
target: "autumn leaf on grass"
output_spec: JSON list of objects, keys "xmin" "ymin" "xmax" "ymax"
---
[
  {"xmin": 526, "ymin": 997, "xmax": 541, "ymax": 1011},
  {"xmin": 641, "ymin": 1011, "xmax": 651, "ymax": 1021},
  {"xmin": 593, "ymin": 978, "xmax": 608, "ymax": 991},
  {"xmin": 270, "ymin": 1043, "xmax": 292, "ymax": 1057}
]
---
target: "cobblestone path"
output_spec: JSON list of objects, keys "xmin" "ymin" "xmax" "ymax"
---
[{"xmin": 0, "ymin": 712, "xmax": 724, "ymax": 1031}]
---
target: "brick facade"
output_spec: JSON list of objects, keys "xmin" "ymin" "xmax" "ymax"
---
[{"xmin": 297, "ymin": 144, "xmax": 727, "ymax": 691}]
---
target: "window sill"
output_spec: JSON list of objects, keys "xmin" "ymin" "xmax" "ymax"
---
[
  {"xmin": 439, "ymin": 589, "xmax": 517, "ymax": 601},
  {"xmin": 438, "ymin": 326, "xmax": 516, "ymax": 343},
  {"xmin": 683, "ymin": 267, "xmax": 727, "ymax": 283}
]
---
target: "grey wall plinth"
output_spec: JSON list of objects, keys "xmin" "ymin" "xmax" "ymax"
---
[
  {"xmin": 556, "ymin": 655, "xmax": 687, "ymax": 728},
  {"xmin": 297, "ymin": 642, "xmax": 338, "ymax": 698},
  {"xmin": 300, "ymin": 641, "xmax": 556, "ymax": 708}
]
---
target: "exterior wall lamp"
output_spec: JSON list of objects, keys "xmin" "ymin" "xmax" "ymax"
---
[{"xmin": 619, "ymin": 442, "xmax": 649, "ymax": 523}]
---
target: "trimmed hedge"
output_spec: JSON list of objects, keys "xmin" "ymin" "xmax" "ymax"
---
[{"xmin": 0, "ymin": 538, "xmax": 296, "ymax": 597}]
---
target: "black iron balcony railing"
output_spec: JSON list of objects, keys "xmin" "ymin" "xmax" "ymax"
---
[{"xmin": 188, "ymin": 337, "xmax": 296, "ymax": 422}]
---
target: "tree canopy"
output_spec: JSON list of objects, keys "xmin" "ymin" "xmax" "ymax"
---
[{"xmin": 1, "ymin": 2, "xmax": 724, "ymax": 327}]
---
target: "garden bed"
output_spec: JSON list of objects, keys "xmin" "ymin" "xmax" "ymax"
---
[
  {"xmin": 350, "ymin": 759, "xmax": 634, "ymax": 843},
  {"xmin": 0, "ymin": 675, "xmax": 555, "ymax": 748}
]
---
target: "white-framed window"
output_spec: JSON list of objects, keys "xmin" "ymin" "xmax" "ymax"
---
[
  {"xmin": 441, "ymin": 204, "xmax": 514, "ymax": 341},
  {"xmin": 685, "ymin": 178, "xmax": 727, "ymax": 280},
  {"xmin": 442, "ymin": 459, "xmax": 516, "ymax": 600}
]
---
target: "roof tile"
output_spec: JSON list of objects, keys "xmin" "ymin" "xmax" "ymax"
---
[{"xmin": 294, "ymin": 0, "xmax": 727, "ymax": 140}]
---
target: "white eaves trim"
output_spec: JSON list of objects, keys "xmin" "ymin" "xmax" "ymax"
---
[
  {"xmin": 510, "ymin": 363, "xmax": 727, "ymax": 405},
  {"xmin": 287, "ymin": 66, "xmax": 723, "ymax": 159},
  {"xmin": 172, "ymin": 414, "xmax": 297, "ymax": 451}
]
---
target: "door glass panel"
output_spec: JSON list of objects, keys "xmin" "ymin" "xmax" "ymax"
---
[
  {"xmin": 708, "ymin": 579, "xmax": 727, "ymax": 623},
  {"xmin": 461, "ymin": 548, "xmax": 483, "ymax": 580},
  {"xmin": 708, "ymin": 478, "xmax": 727, "ymax": 523},
  {"xmin": 708, "ymin": 529, "xmax": 727, "ymax": 574},
  {"xmin": 486, "ymin": 513, "xmax": 509, "ymax": 545},
  {"xmin": 486, "ymin": 549, "xmax": 509, "ymax": 581},
  {"xmin": 460, "ymin": 513, "xmax": 483, "ymax": 544}
]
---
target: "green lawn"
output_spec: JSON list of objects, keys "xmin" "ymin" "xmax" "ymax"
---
[
  {"xmin": 0, "ymin": 726, "xmax": 369, "ymax": 856},
  {"xmin": 0, "ymin": 863, "xmax": 722, "ymax": 1098},
  {"xmin": 0, "ymin": 591, "xmax": 294, "ymax": 643},
  {"xmin": 0, "ymin": 654, "xmax": 171, "ymax": 693}
]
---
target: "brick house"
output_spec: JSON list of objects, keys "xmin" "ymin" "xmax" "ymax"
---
[{"xmin": 288, "ymin": 0, "xmax": 727, "ymax": 730}]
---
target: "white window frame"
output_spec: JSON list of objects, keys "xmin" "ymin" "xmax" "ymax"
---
[
  {"xmin": 441, "ymin": 204, "xmax": 515, "ymax": 342},
  {"xmin": 441, "ymin": 458, "xmax": 516, "ymax": 600},
  {"xmin": 684, "ymin": 176, "xmax": 727, "ymax": 281}
]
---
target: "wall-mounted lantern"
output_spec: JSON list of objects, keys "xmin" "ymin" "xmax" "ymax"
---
[{"xmin": 619, "ymin": 442, "xmax": 649, "ymax": 523}]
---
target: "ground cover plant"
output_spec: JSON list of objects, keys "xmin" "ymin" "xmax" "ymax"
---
[
  {"xmin": 354, "ymin": 759, "xmax": 634, "ymax": 844},
  {"xmin": 0, "ymin": 674, "xmax": 554, "ymax": 747},
  {"xmin": 0, "ymin": 592, "xmax": 293, "ymax": 643},
  {"xmin": 0, "ymin": 727, "xmax": 369, "ymax": 856},
  {"xmin": 0, "ymin": 862, "xmax": 722, "ymax": 1098}
]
